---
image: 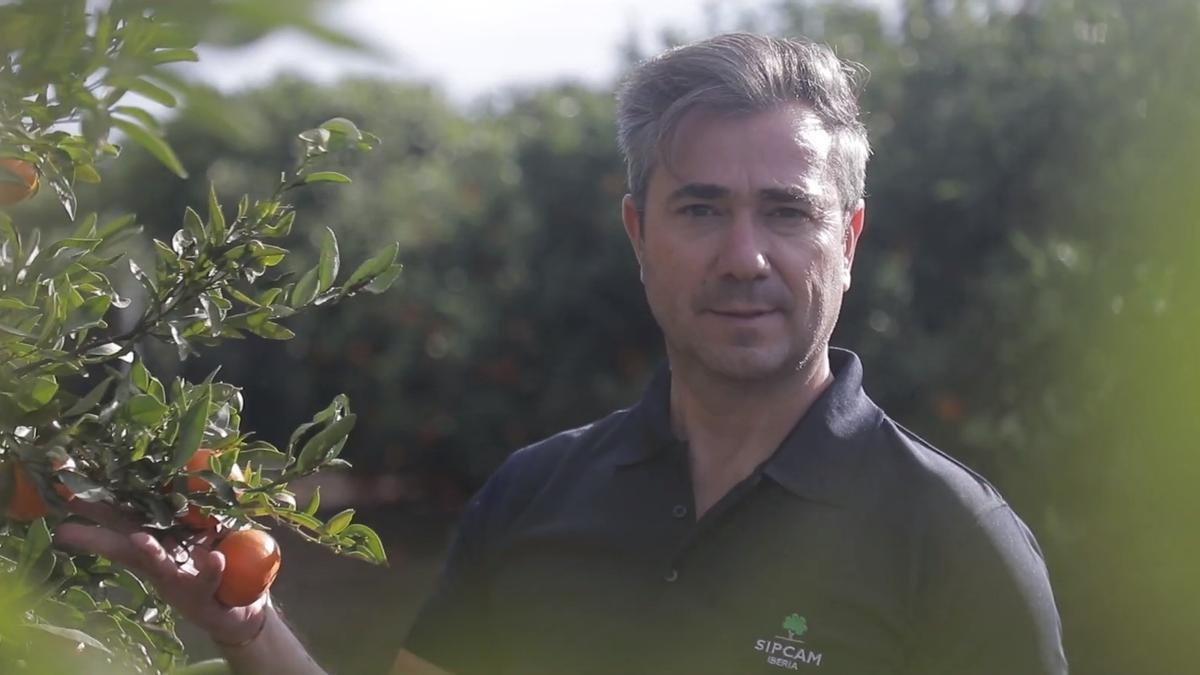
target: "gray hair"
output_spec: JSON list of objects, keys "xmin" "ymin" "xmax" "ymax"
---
[{"xmin": 616, "ymin": 33, "xmax": 870, "ymax": 215}]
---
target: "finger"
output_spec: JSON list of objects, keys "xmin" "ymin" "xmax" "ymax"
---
[
  {"xmin": 129, "ymin": 532, "xmax": 187, "ymax": 583},
  {"xmin": 194, "ymin": 548, "xmax": 225, "ymax": 596},
  {"xmin": 64, "ymin": 499, "xmax": 140, "ymax": 534},
  {"xmin": 54, "ymin": 523, "xmax": 149, "ymax": 569}
]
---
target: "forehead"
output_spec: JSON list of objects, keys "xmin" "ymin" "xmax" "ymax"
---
[{"xmin": 655, "ymin": 103, "xmax": 835, "ymax": 200}]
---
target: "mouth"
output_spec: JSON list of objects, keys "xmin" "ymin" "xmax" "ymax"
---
[{"xmin": 706, "ymin": 308, "xmax": 780, "ymax": 320}]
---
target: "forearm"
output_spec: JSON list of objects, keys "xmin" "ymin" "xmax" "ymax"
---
[{"xmin": 221, "ymin": 602, "xmax": 327, "ymax": 675}]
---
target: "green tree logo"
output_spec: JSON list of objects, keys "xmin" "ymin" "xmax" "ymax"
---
[{"xmin": 782, "ymin": 613, "xmax": 808, "ymax": 640}]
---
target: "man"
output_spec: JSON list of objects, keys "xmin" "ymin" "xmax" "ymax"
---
[{"xmin": 56, "ymin": 33, "xmax": 1068, "ymax": 674}]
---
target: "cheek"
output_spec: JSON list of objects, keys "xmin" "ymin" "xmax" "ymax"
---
[{"xmin": 779, "ymin": 234, "xmax": 847, "ymax": 303}]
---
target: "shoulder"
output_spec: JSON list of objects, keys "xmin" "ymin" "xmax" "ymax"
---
[
  {"xmin": 863, "ymin": 416, "xmax": 1053, "ymax": 589},
  {"xmin": 462, "ymin": 406, "xmax": 635, "ymax": 532},
  {"xmin": 496, "ymin": 406, "xmax": 633, "ymax": 488},
  {"xmin": 867, "ymin": 416, "xmax": 1012, "ymax": 527}
]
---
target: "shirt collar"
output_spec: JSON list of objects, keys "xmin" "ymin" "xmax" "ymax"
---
[{"xmin": 615, "ymin": 347, "xmax": 884, "ymax": 506}]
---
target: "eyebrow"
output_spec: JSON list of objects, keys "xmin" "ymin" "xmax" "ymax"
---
[{"xmin": 667, "ymin": 183, "xmax": 824, "ymax": 211}]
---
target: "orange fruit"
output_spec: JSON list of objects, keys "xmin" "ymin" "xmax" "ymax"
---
[
  {"xmin": 215, "ymin": 529, "xmax": 281, "ymax": 607},
  {"xmin": 180, "ymin": 448, "xmax": 245, "ymax": 532},
  {"xmin": 5, "ymin": 460, "xmax": 49, "ymax": 521},
  {"xmin": 0, "ymin": 159, "xmax": 39, "ymax": 205},
  {"xmin": 181, "ymin": 504, "xmax": 217, "ymax": 531}
]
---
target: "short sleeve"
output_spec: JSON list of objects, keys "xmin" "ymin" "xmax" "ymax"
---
[
  {"xmin": 403, "ymin": 477, "xmax": 503, "ymax": 674},
  {"xmin": 905, "ymin": 505, "xmax": 1069, "ymax": 674}
]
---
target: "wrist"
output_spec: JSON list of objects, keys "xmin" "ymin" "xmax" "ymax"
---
[{"xmin": 212, "ymin": 602, "xmax": 272, "ymax": 649}]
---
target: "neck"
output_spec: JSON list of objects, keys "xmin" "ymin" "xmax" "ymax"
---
[{"xmin": 668, "ymin": 350, "xmax": 834, "ymax": 515}]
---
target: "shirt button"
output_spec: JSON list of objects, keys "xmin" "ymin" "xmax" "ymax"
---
[
  {"xmin": 671, "ymin": 504, "xmax": 689, "ymax": 519},
  {"xmin": 664, "ymin": 568, "xmax": 679, "ymax": 583}
]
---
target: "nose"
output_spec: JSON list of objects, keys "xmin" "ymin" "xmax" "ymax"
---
[{"xmin": 714, "ymin": 210, "xmax": 770, "ymax": 281}]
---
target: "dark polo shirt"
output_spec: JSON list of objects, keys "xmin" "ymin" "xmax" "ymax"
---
[{"xmin": 405, "ymin": 348, "xmax": 1068, "ymax": 674}]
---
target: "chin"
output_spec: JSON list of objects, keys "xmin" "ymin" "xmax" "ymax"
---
[{"xmin": 694, "ymin": 347, "xmax": 796, "ymax": 382}]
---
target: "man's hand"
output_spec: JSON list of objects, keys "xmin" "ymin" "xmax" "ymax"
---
[{"xmin": 52, "ymin": 499, "xmax": 268, "ymax": 646}]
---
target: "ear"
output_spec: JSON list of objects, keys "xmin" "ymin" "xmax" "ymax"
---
[
  {"xmin": 841, "ymin": 200, "xmax": 866, "ymax": 291},
  {"xmin": 621, "ymin": 194, "xmax": 645, "ymax": 269}
]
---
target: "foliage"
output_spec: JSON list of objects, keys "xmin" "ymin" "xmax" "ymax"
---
[{"xmin": 0, "ymin": 1, "xmax": 396, "ymax": 672}]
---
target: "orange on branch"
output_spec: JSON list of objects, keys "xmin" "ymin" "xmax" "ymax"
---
[
  {"xmin": 0, "ymin": 159, "xmax": 39, "ymax": 205},
  {"xmin": 5, "ymin": 460, "xmax": 49, "ymax": 521},
  {"xmin": 215, "ymin": 529, "xmax": 281, "ymax": 607},
  {"xmin": 184, "ymin": 447, "xmax": 246, "ymax": 493},
  {"xmin": 180, "ymin": 448, "xmax": 245, "ymax": 531}
]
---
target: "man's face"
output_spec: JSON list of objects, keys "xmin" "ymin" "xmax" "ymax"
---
[{"xmin": 622, "ymin": 103, "xmax": 865, "ymax": 383}]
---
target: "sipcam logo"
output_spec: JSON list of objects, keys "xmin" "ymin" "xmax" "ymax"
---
[{"xmin": 753, "ymin": 612, "xmax": 824, "ymax": 670}]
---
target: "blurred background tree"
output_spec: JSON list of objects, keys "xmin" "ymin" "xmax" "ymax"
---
[{"xmin": 7, "ymin": 0, "xmax": 1194, "ymax": 672}]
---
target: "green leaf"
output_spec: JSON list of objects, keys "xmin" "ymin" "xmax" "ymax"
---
[
  {"xmin": 274, "ymin": 509, "xmax": 323, "ymax": 532},
  {"xmin": 344, "ymin": 242, "xmax": 400, "ymax": 290},
  {"xmin": 16, "ymin": 376, "xmax": 58, "ymax": 411},
  {"xmin": 57, "ymin": 472, "xmax": 113, "ymax": 503},
  {"xmin": 363, "ymin": 264, "xmax": 402, "ymax": 294},
  {"xmin": 0, "ymin": 322, "xmax": 38, "ymax": 339},
  {"xmin": 314, "ymin": 394, "xmax": 349, "ymax": 423},
  {"xmin": 261, "ymin": 210, "xmax": 295, "ymax": 238},
  {"xmin": 0, "ymin": 297, "xmax": 36, "ymax": 311},
  {"xmin": 148, "ymin": 47, "xmax": 199, "ymax": 65},
  {"xmin": 256, "ymin": 244, "xmax": 287, "ymax": 267},
  {"xmin": 63, "ymin": 294, "xmax": 111, "ymax": 333},
  {"xmin": 27, "ymin": 624, "xmax": 112, "ymax": 654},
  {"xmin": 112, "ymin": 105, "xmax": 161, "ymax": 131},
  {"xmin": 132, "ymin": 359, "xmax": 167, "ymax": 403},
  {"xmin": 320, "ymin": 117, "xmax": 362, "ymax": 140},
  {"xmin": 129, "ymin": 258, "xmax": 157, "ymax": 295},
  {"xmin": 131, "ymin": 358, "xmax": 151, "ymax": 390},
  {"xmin": 249, "ymin": 320, "xmax": 295, "ymax": 340},
  {"xmin": 190, "ymin": 471, "xmax": 236, "ymax": 502},
  {"xmin": 127, "ymin": 394, "xmax": 168, "ymax": 426},
  {"xmin": 208, "ymin": 184, "xmax": 227, "ymax": 243},
  {"xmin": 71, "ymin": 212, "xmax": 99, "ymax": 238},
  {"xmin": 324, "ymin": 508, "xmax": 355, "ymax": 535},
  {"xmin": 183, "ymin": 206, "xmax": 206, "ymax": 243},
  {"xmin": 64, "ymin": 376, "xmax": 113, "ymax": 416},
  {"xmin": 106, "ymin": 567, "xmax": 149, "ymax": 605},
  {"xmin": 290, "ymin": 267, "xmax": 319, "ymax": 307},
  {"xmin": 304, "ymin": 171, "xmax": 351, "ymax": 184},
  {"xmin": 170, "ymin": 387, "xmax": 211, "ymax": 470},
  {"xmin": 295, "ymin": 413, "xmax": 357, "ymax": 474},
  {"xmin": 85, "ymin": 343, "xmax": 123, "ymax": 357},
  {"xmin": 343, "ymin": 523, "xmax": 388, "ymax": 564},
  {"xmin": 124, "ymin": 77, "xmax": 177, "ymax": 107},
  {"xmin": 74, "ymin": 163, "xmax": 101, "ymax": 183},
  {"xmin": 318, "ymin": 227, "xmax": 339, "ymax": 293},
  {"xmin": 18, "ymin": 517, "xmax": 52, "ymax": 577},
  {"xmin": 98, "ymin": 213, "xmax": 138, "ymax": 240},
  {"xmin": 113, "ymin": 119, "xmax": 188, "ymax": 179},
  {"xmin": 172, "ymin": 659, "xmax": 232, "ymax": 674},
  {"xmin": 303, "ymin": 486, "xmax": 321, "ymax": 516}
]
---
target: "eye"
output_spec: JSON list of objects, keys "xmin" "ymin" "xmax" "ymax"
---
[
  {"xmin": 767, "ymin": 207, "xmax": 810, "ymax": 219},
  {"xmin": 678, "ymin": 204, "xmax": 720, "ymax": 217}
]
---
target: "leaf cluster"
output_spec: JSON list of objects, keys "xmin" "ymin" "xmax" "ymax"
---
[{"xmin": 1, "ymin": 1, "xmax": 398, "ymax": 671}]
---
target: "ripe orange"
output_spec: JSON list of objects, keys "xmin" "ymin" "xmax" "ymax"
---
[
  {"xmin": 5, "ymin": 460, "xmax": 49, "ymax": 521},
  {"xmin": 0, "ymin": 159, "xmax": 39, "ymax": 205},
  {"xmin": 181, "ymin": 448, "xmax": 245, "ymax": 531},
  {"xmin": 215, "ymin": 529, "xmax": 281, "ymax": 607}
]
